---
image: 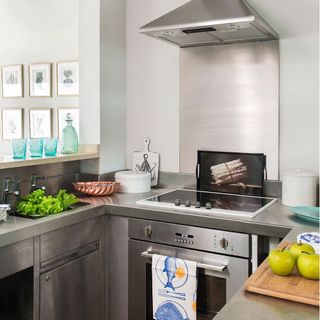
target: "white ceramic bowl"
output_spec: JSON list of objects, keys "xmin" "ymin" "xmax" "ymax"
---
[{"xmin": 115, "ymin": 171, "xmax": 151, "ymax": 193}]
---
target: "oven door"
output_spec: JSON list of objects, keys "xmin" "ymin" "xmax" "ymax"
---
[{"xmin": 128, "ymin": 239, "xmax": 249, "ymax": 320}]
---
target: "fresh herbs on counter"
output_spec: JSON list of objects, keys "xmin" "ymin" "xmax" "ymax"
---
[{"xmin": 17, "ymin": 189, "xmax": 79, "ymax": 217}]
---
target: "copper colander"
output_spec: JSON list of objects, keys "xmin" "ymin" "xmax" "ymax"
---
[{"xmin": 73, "ymin": 181, "xmax": 120, "ymax": 196}]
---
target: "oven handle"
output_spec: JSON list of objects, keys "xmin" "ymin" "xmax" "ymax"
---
[{"xmin": 141, "ymin": 251, "xmax": 227, "ymax": 272}]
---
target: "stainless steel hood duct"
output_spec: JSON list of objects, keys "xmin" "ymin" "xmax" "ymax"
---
[{"xmin": 140, "ymin": 0, "xmax": 278, "ymax": 47}]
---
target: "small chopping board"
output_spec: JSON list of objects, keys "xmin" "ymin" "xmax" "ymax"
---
[
  {"xmin": 245, "ymin": 242, "xmax": 319, "ymax": 306},
  {"xmin": 132, "ymin": 137, "xmax": 159, "ymax": 186}
]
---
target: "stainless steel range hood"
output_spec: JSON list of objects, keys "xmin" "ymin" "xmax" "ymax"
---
[{"xmin": 140, "ymin": 0, "xmax": 278, "ymax": 47}]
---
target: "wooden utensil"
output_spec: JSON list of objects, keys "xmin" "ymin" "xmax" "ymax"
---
[
  {"xmin": 132, "ymin": 137, "xmax": 159, "ymax": 186},
  {"xmin": 245, "ymin": 241, "xmax": 319, "ymax": 306}
]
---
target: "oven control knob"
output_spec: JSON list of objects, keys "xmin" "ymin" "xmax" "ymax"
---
[
  {"xmin": 175, "ymin": 199, "xmax": 181, "ymax": 206},
  {"xmin": 185, "ymin": 200, "xmax": 191, "ymax": 207},
  {"xmin": 205, "ymin": 202, "xmax": 212, "ymax": 209},
  {"xmin": 144, "ymin": 225, "xmax": 152, "ymax": 237},
  {"xmin": 195, "ymin": 201, "xmax": 201, "ymax": 208},
  {"xmin": 219, "ymin": 238, "xmax": 229, "ymax": 249}
]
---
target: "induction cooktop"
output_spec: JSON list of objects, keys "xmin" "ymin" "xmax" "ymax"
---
[{"xmin": 136, "ymin": 189, "xmax": 277, "ymax": 218}]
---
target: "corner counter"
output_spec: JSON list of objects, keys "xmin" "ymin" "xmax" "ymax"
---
[{"xmin": 214, "ymin": 226, "xmax": 319, "ymax": 320}]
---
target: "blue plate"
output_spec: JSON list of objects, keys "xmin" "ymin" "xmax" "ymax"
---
[{"xmin": 289, "ymin": 206, "xmax": 320, "ymax": 223}]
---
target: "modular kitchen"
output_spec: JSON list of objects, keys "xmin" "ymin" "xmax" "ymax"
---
[{"xmin": 0, "ymin": 0, "xmax": 319, "ymax": 319}]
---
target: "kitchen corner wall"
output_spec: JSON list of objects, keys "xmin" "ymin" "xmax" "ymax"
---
[
  {"xmin": 126, "ymin": 0, "xmax": 319, "ymax": 177},
  {"xmin": 247, "ymin": 0, "xmax": 319, "ymax": 177},
  {"xmin": 0, "ymin": 0, "xmax": 79, "ymax": 154},
  {"xmin": 79, "ymin": 0, "xmax": 126, "ymax": 174}
]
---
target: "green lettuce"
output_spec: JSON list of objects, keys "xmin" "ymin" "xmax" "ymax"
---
[{"xmin": 17, "ymin": 189, "xmax": 79, "ymax": 217}]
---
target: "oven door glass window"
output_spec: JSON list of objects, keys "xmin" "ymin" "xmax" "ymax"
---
[{"xmin": 146, "ymin": 264, "xmax": 226, "ymax": 320}]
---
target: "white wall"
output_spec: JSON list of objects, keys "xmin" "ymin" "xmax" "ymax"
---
[
  {"xmin": 126, "ymin": 0, "xmax": 188, "ymax": 173},
  {"xmin": 100, "ymin": 0, "xmax": 126, "ymax": 173},
  {"xmin": 247, "ymin": 0, "xmax": 319, "ymax": 177},
  {"xmin": 79, "ymin": 0, "xmax": 100, "ymax": 146},
  {"xmin": 79, "ymin": 0, "xmax": 126, "ymax": 174},
  {"xmin": 126, "ymin": 0, "xmax": 319, "ymax": 177},
  {"xmin": 79, "ymin": 0, "xmax": 101, "ymax": 174},
  {"xmin": 0, "ymin": 0, "xmax": 79, "ymax": 153}
]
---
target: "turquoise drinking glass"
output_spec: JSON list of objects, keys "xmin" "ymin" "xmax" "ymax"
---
[
  {"xmin": 12, "ymin": 138, "xmax": 27, "ymax": 159},
  {"xmin": 29, "ymin": 138, "xmax": 44, "ymax": 157},
  {"xmin": 44, "ymin": 138, "xmax": 58, "ymax": 157}
]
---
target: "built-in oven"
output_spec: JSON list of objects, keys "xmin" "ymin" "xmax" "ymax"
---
[{"xmin": 128, "ymin": 218, "xmax": 255, "ymax": 320}]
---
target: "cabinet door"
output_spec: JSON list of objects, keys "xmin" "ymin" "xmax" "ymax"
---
[{"xmin": 40, "ymin": 251, "xmax": 101, "ymax": 320}]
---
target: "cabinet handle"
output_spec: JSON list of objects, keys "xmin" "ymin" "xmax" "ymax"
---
[{"xmin": 45, "ymin": 275, "xmax": 50, "ymax": 281}]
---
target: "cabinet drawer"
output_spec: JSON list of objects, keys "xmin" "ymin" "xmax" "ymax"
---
[
  {"xmin": 0, "ymin": 238, "xmax": 33, "ymax": 279},
  {"xmin": 40, "ymin": 216, "xmax": 103, "ymax": 263}
]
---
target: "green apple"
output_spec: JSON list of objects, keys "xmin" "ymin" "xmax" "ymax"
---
[
  {"xmin": 297, "ymin": 253, "xmax": 320, "ymax": 280},
  {"xmin": 268, "ymin": 248, "xmax": 295, "ymax": 276},
  {"xmin": 290, "ymin": 242, "xmax": 315, "ymax": 260}
]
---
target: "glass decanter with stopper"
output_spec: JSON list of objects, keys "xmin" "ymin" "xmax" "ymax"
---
[{"xmin": 61, "ymin": 113, "xmax": 78, "ymax": 154}]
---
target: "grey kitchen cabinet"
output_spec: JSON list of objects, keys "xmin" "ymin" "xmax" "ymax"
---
[
  {"xmin": 107, "ymin": 216, "xmax": 128, "ymax": 320},
  {"xmin": 38, "ymin": 216, "xmax": 105, "ymax": 320},
  {"xmin": 0, "ymin": 239, "xmax": 34, "ymax": 320},
  {"xmin": 40, "ymin": 244, "xmax": 101, "ymax": 320},
  {"xmin": 0, "ymin": 268, "xmax": 33, "ymax": 320},
  {"xmin": 0, "ymin": 238, "xmax": 33, "ymax": 280}
]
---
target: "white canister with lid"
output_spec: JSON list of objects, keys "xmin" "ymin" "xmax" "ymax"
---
[
  {"xmin": 115, "ymin": 171, "xmax": 151, "ymax": 193},
  {"xmin": 282, "ymin": 169, "xmax": 317, "ymax": 206}
]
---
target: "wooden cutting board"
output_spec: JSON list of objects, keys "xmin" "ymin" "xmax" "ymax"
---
[
  {"xmin": 132, "ymin": 137, "xmax": 159, "ymax": 186},
  {"xmin": 245, "ymin": 242, "xmax": 319, "ymax": 306}
]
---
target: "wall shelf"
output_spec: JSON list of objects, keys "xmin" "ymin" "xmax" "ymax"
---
[{"xmin": 0, "ymin": 145, "xmax": 99, "ymax": 170}]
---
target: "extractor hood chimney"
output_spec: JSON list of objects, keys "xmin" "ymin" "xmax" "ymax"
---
[{"xmin": 140, "ymin": 0, "xmax": 278, "ymax": 47}]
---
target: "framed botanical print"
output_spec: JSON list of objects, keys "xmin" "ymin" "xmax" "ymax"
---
[
  {"xmin": 57, "ymin": 107, "xmax": 79, "ymax": 139},
  {"xmin": 1, "ymin": 65, "xmax": 24, "ymax": 98},
  {"xmin": 1, "ymin": 108, "xmax": 23, "ymax": 140},
  {"xmin": 29, "ymin": 108, "xmax": 52, "ymax": 138},
  {"xmin": 57, "ymin": 61, "xmax": 79, "ymax": 96},
  {"xmin": 29, "ymin": 63, "xmax": 51, "ymax": 97}
]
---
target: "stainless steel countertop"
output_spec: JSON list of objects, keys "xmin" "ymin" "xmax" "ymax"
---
[
  {"xmin": 0, "ymin": 203, "xmax": 105, "ymax": 248},
  {"xmin": 0, "ymin": 187, "xmax": 318, "ymax": 319},
  {"xmin": 86, "ymin": 188, "xmax": 317, "ymax": 238},
  {"xmin": 0, "ymin": 187, "xmax": 317, "ymax": 246}
]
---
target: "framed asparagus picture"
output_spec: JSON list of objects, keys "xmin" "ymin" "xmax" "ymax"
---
[{"xmin": 196, "ymin": 150, "xmax": 266, "ymax": 196}]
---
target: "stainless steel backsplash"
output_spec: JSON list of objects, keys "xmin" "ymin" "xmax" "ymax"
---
[
  {"xmin": 0, "ymin": 162, "xmax": 80, "ymax": 204},
  {"xmin": 179, "ymin": 40, "xmax": 279, "ymax": 180}
]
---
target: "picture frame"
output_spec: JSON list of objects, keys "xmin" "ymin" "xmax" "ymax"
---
[
  {"xmin": 57, "ymin": 108, "xmax": 79, "ymax": 140},
  {"xmin": 196, "ymin": 150, "xmax": 266, "ymax": 196},
  {"xmin": 29, "ymin": 108, "xmax": 52, "ymax": 138},
  {"xmin": 1, "ymin": 64, "xmax": 24, "ymax": 98},
  {"xmin": 1, "ymin": 108, "xmax": 24, "ymax": 140},
  {"xmin": 56, "ymin": 61, "xmax": 79, "ymax": 96},
  {"xmin": 28, "ymin": 63, "xmax": 51, "ymax": 97}
]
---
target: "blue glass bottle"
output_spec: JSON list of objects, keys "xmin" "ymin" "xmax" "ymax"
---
[{"xmin": 61, "ymin": 113, "xmax": 78, "ymax": 154}]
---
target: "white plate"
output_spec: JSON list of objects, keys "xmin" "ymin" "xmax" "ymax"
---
[{"xmin": 297, "ymin": 232, "xmax": 320, "ymax": 254}]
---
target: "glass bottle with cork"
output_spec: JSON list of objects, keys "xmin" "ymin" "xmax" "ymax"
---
[{"xmin": 61, "ymin": 113, "xmax": 78, "ymax": 154}]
